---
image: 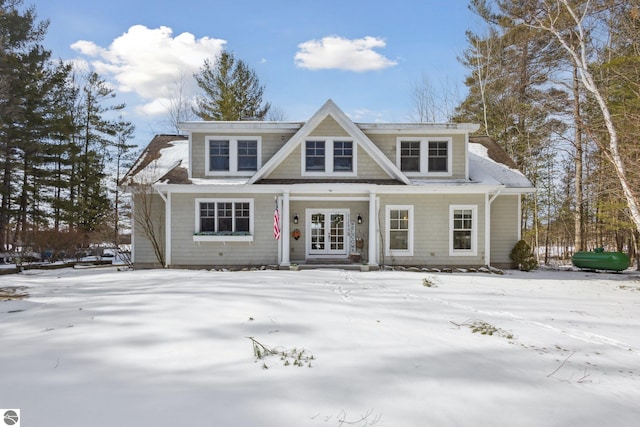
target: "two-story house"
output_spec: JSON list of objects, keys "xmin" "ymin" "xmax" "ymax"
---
[{"xmin": 123, "ymin": 100, "xmax": 534, "ymax": 269}]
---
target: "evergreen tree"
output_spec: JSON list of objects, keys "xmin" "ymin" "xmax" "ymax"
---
[
  {"xmin": 72, "ymin": 72, "xmax": 126, "ymax": 232},
  {"xmin": 0, "ymin": 0, "xmax": 50, "ymax": 250},
  {"xmin": 193, "ymin": 51, "xmax": 270, "ymax": 120}
]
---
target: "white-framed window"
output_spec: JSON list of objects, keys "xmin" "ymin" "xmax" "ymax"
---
[
  {"xmin": 385, "ymin": 205, "xmax": 414, "ymax": 256},
  {"xmin": 302, "ymin": 138, "xmax": 357, "ymax": 176},
  {"xmin": 449, "ymin": 205, "xmax": 477, "ymax": 256},
  {"xmin": 396, "ymin": 137, "xmax": 452, "ymax": 176},
  {"xmin": 205, "ymin": 136, "xmax": 261, "ymax": 176},
  {"xmin": 194, "ymin": 198, "xmax": 254, "ymax": 242}
]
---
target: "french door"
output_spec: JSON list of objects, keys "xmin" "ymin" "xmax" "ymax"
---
[{"xmin": 306, "ymin": 209, "xmax": 349, "ymax": 257}]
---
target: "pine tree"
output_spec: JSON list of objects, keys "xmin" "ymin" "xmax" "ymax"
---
[
  {"xmin": 0, "ymin": 0, "xmax": 50, "ymax": 250},
  {"xmin": 193, "ymin": 51, "xmax": 270, "ymax": 121}
]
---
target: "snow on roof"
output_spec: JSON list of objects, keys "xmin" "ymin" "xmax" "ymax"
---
[
  {"xmin": 124, "ymin": 135, "xmax": 189, "ymax": 185},
  {"xmin": 468, "ymin": 142, "xmax": 533, "ymax": 188}
]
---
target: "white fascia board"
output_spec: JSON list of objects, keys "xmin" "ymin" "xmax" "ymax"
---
[
  {"xmin": 247, "ymin": 101, "xmax": 338, "ymax": 184},
  {"xmin": 179, "ymin": 121, "xmax": 303, "ymax": 133},
  {"xmin": 154, "ymin": 182, "xmax": 510, "ymax": 195},
  {"xmin": 358, "ymin": 123, "xmax": 480, "ymax": 134}
]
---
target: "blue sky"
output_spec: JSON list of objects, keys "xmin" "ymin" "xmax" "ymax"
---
[{"xmin": 30, "ymin": 0, "xmax": 482, "ymax": 146}]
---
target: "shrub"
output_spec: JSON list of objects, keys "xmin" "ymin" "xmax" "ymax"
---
[{"xmin": 510, "ymin": 240, "xmax": 538, "ymax": 271}]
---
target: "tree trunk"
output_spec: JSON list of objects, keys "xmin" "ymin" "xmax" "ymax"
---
[{"xmin": 573, "ymin": 67, "xmax": 584, "ymax": 252}]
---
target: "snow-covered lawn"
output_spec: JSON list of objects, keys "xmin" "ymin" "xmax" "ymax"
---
[{"xmin": 1, "ymin": 267, "xmax": 639, "ymax": 426}]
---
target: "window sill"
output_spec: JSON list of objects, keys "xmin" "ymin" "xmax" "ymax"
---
[
  {"xmin": 193, "ymin": 234, "xmax": 254, "ymax": 242},
  {"xmin": 385, "ymin": 250, "xmax": 414, "ymax": 257},
  {"xmin": 449, "ymin": 250, "xmax": 477, "ymax": 257}
]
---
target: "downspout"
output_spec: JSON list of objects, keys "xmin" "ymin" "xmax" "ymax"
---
[
  {"xmin": 485, "ymin": 185, "xmax": 504, "ymax": 266},
  {"xmin": 155, "ymin": 187, "xmax": 170, "ymax": 268}
]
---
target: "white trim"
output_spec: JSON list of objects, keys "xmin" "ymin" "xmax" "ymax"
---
[
  {"xmin": 301, "ymin": 138, "xmax": 357, "ymax": 177},
  {"xmin": 396, "ymin": 137, "xmax": 453, "ymax": 177},
  {"xmin": 305, "ymin": 208, "xmax": 350, "ymax": 258},
  {"xmin": 291, "ymin": 196, "xmax": 370, "ymax": 202},
  {"xmin": 194, "ymin": 198, "xmax": 255, "ymax": 242},
  {"xmin": 166, "ymin": 192, "xmax": 172, "ymax": 267},
  {"xmin": 464, "ymin": 132, "xmax": 469, "ymax": 180},
  {"xmin": 188, "ymin": 133, "xmax": 193, "ymax": 180},
  {"xmin": 155, "ymin": 182, "xmax": 519, "ymax": 195},
  {"xmin": 358, "ymin": 123, "xmax": 480, "ymax": 133},
  {"xmin": 517, "ymin": 195, "xmax": 522, "ymax": 241},
  {"xmin": 368, "ymin": 192, "xmax": 378, "ymax": 266},
  {"xmin": 282, "ymin": 192, "xmax": 290, "ymax": 265},
  {"xmin": 205, "ymin": 136, "xmax": 262, "ymax": 177},
  {"xmin": 179, "ymin": 122, "xmax": 303, "ymax": 132},
  {"xmin": 248, "ymin": 99, "xmax": 411, "ymax": 185},
  {"xmin": 385, "ymin": 205, "xmax": 414, "ymax": 257},
  {"xmin": 449, "ymin": 205, "xmax": 478, "ymax": 257},
  {"xmin": 485, "ymin": 192, "xmax": 490, "ymax": 266}
]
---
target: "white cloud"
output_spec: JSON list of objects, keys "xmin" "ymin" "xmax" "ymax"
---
[
  {"xmin": 294, "ymin": 36, "xmax": 397, "ymax": 72},
  {"xmin": 71, "ymin": 25, "xmax": 226, "ymax": 115}
]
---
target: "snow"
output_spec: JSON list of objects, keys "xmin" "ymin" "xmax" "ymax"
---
[
  {"xmin": 133, "ymin": 138, "xmax": 189, "ymax": 184},
  {"xmin": 468, "ymin": 143, "xmax": 533, "ymax": 188},
  {"xmin": 1, "ymin": 267, "xmax": 639, "ymax": 426}
]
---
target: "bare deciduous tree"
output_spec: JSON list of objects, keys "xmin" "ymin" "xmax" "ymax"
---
[{"xmin": 529, "ymin": 0, "xmax": 640, "ymax": 237}]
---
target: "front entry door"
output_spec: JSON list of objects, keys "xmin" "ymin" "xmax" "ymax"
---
[{"xmin": 307, "ymin": 209, "xmax": 349, "ymax": 258}]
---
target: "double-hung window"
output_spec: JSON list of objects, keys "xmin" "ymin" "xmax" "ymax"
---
[
  {"xmin": 449, "ymin": 205, "xmax": 477, "ymax": 256},
  {"xmin": 400, "ymin": 141, "xmax": 420, "ymax": 172},
  {"xmin": 428, "ymin": 141, "xmax": 448, "ymax": 172},
  {"xmin": 397, "ymin": 137, "xmax": 452, "ymax": 176},
  {"xmin": 333, "ymin": 141, "xmax": 353, "ymax": 172},
  {"xmin": 237, "ymin": 140, "xmax": 258, "ymax": 171},
  {"xmin": 303, "ymin": 139, "xmax": 356, "ymax": 175},
  {"xmin": 209, "ymin": 140, "xmax": 230, "ymax": 172},
  {"xmin": 206, "ymin": 137, "xmax": 261, "ymax": 176},
  {"xmin": 385, "ymin": 205, "xmax": 414, "ymax": 256},
  {"xmin": 194, "ymin": 198, "xmax": 254, "ymax": 241},
  {"xmin": 305, "ymin": 141, "xmax": 326, "ymax": 171}
]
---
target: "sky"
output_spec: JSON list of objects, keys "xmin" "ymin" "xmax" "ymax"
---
[{"xmin": 29, "ymin": 0, "xmax": 484, "ymax": 147}]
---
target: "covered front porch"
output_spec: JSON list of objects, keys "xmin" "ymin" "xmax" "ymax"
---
[{"xmin": 276, "ymin": 191, "xmax": 379, "ymax": 268}]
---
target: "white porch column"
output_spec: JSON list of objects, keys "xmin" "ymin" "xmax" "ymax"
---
[
  {"xmin": 368, "ymin": 191, "xmax": 378, "ymax": 266},
  {"xmin": 166, "ymin": 191, "xmax": 172, "ymax": 267},
  {"xmin": 281, "ymin": 191, "xmax": 291, "ymax": 266},
  {"xmin": 485, "ymin": 191, "xmax": 490, "ymax": 266},
  {"xmin": 155, "ymin": 188, "xmax": 170, "ymax": 268}
]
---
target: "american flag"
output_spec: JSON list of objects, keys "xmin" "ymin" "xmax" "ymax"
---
[{"xmin": 273, "ymin": 202, "xmax": 281, "ymax": 240}]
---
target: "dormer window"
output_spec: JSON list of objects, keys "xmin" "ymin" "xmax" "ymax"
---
[
  {"xmin": 397, "ymin": 137, "xmax": 452, "ymax": 176},
  {"xmin": 206, "ymin": 136, "xmax": 261, "ymax": 176},
  {"xmin": 303, "ymin": 139, "xmax": 356, "ymax": 176},
  {"xmin": 333, "ymin": 141, "xmax": 353, "ymax": 172},
  {"xmin": 305, "ymin": 141, "xmax": 325, "ymax": 171}
]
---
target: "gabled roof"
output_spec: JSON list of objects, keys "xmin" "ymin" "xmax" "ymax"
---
[
  {"xmin": 247, "ymin": 99, "xmax": 411, "ymax": 185},
  {"xmin": 121, "ymin": 135, "xmax": 190, "ymax": 186}
]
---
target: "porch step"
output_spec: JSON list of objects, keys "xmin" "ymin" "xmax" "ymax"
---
[{"xmin": 304, "ymin": 258, "xmax": 351, "ymax": 265}]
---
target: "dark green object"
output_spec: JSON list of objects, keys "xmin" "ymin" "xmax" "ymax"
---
[{"xmin": 571, "ymin": 249, "xmax": 630, "ymax": 271}]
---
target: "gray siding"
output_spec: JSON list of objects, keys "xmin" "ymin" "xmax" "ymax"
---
[
  {"xmin": 366, "ymin": 133, "xmax": 467, "ymax": 179},
  {"xmin": 378, "ymin": 194, "xmax": 486, "ymax": 266},
  {"xmin": 169, "ymin": 192, "xmax": 280, "ymax": 267},
  {"xmin": 190, "ymin": 131, "xmax": 294, "ymax": 179},
  {"xmin": 310, "ymin": 116, "xmax": 350, "ymax": 136},
  {"xmin": 132, "ymin": 192, "xmax": 166, "ymax": 267},
  {"xmin": 266, "ymin": 144, "xmax": 391, "ymax": 180},
  {"xmin": 490, "ymin": 195, "xmax": 520, "ymax": 267}
]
